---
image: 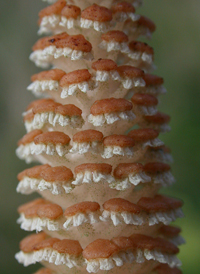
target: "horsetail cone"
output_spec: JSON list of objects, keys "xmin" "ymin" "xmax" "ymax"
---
[{"xmin": 15, "ymin": 1, "xmax": 184, "ymax": 273}]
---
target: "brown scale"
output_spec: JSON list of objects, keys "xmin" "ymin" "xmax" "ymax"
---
[
  {"xmin": 92, "ymin": 59, "xmax": 117, "ymax": 71},
  {"xmin": 54, "ymin": 34, "xmax": 92, "ymax": 52},
  {"xmin": 22, "ymin": 203, "xmax": 49, "ymax": 219},
  {"xmin": 81, "ymin": 4, "xmax": 113, "ymax": 22},
  {"xmin": 19, "ymin": 232, "xmax": 47, "ymax": 253},
  {"xmin": 32, "ymin": 33, "xmax": 69, "ymax": 51},
  {"xmin": 103, "ymin": 134, "xmax": 135, "ymax": 148},
  {"xmin": 17, "ymin": 198, "xmax": 48, "ymax": 214},
  {"xmin": 32, "ymin": 101, "xmax": 60, "ymax": 115},
  {"xmin": 111, "ymin": 236, "xmax": 136, "ymax": 251},
  {"xmin": 113, "ymin": 163, "xmax": 144, "ymax": 178},
  {"xmin": 101, "ymin": 30, "xmax": 128, "ymax": 43},
  {"xmin": 129, "ymin": 41, "xmax": 154, "ymax": 55},
  {"xmin": 34, "ymin": 131, "xmax": 71, "ymax": 145},
  {"xmin": 55, "ymin": 104, "xmax": 82, "ymax": 117},
  {"xmin": 61, "ymin": 5, "xmax": 81, "ymax": 19},
  {"xmin": 40, "ymin": 165, "xmax": 73, "ymax": 183},
  {"xmin": 144, "ymin": 162, "xmax": 171, "ymax": 174},
  {"xmin": 137, "ymin": 195, "xmax": 183, "ymax": 213},
  {"xmin": 90, "ymin": 98, "xmax": 132, "ymax": 115},
  {"xmin": 52, "ymin": 239, "xmax": 83, "ymax": 255},
  {"xmin": 64, "ymin": 201, "xmax": 100, "ymax": 217},
  {"xmin": 25, "ymin": 99, "xmax": 54, "ymax": 113},
  {"xmin": 128, "ymin": 128, "xmax": 159, "ymax": 142},
  {"xmin": 60, "ymin": 69, "xmax": 92, "ymax": 86},
  {"xmin": 33, "ymin": 238, "xmax": 61, "ymax": 251},
  {"xmin": 73, "ymin": 129, "xmax": 103, "ymax": 143},
  {"xmin": 83, "ymin": 239, "xmax": 119, "ymax": 260},
  {"xmin": 31, "ymin": 69, "xmax": 66, "ymax": 82},
  {"xmin": 137, "ymin": 15, "xmax": 156, "ymax": 33},
  {"xmin": 38, "ymin": 0, "xmax": 66, "ymax": 20},
  {"xmin": 18, "ymin": 130, "xmax": 43, "ymax": 146},
  {"xmin": 17, "ymin": 164, "xmax": 50, "ymax": 181},
  {"xmin": 18, "ymin": 199, "xmax": 63, "ymax": 221},
  {"xmin": 117, "ymin": 65, "xmax": 144, "ymax": 78},
  {"xmin": 103, "ymin": 198, "xmax": 141, "ymax": 213},
  {"xmin": 130, "ymin": 234, "xmax": 179, "ymax": 254},
  {"xmin": 131, "ymin": 93, "xmax": 158, "ymax": 106},
  {"xmin": 32, "ymin": 33, "xmax": 92, "ymax": 53},
  {"xmin": 37, "ymin": 203, "xmax": 63, "ymax": 220},
  {"xmin": 143, "ymin": 74, "xmax": 164, "ymax": 87},
  {"xmin": 30, "ymin": 100, "xmax": 82, "ymax": 117}
]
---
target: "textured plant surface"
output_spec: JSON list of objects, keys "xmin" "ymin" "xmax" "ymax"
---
[{"xmin": 15, "ymin": 1, "xmax": 184, "ymax": 274}]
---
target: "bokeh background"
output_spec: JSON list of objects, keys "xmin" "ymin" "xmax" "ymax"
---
[{"xmin": 0, "ymin": 0, "xmax": 199, "ymax": 273}]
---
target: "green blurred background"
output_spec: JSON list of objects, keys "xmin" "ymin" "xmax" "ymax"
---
[{"xmin": 0, "ymin": 0, "xmax": 199, "ymax": 273}]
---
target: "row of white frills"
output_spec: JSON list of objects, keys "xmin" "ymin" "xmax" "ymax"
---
[
  {"xmin": 24, "ymin": 111, "xmax": 137, "ymax": 132},
  {"xmin": 27, "ymin": 75, "xmax": 166, "ymax": 100},
  {"xmin": 39, "ymin": 6, "xmax": 153, "ymax": 39},
  {"xmin": 17, "ymin": 169, "xmax": 175, "ymax": 195},
  {"xmin": 98, "ymin": 40, "xmax": 154, "ymax": 68},
  {"xmin": 24, "ymin": 112, "xmax": 84, "ymax": 132},
  {"xmin": 38, "ymin": 12, "xmax": 141, "ymax": 35},
  {"xmin": 30, "ymin": 46, "xmax": 93, "ymax": 68},
  {"xmin": 16, "ymin": 138, "xmax": 164, "ymax": 163},
  {"xmin": 17, "ymin": 171, "xmax": 175, "ymax": 195},
  {"xmin": 23, "ymin": 109, "xmax": 170, "ymax": 134},
  {"xmin": 27, "ymin": 78, "xmax": 166, "ymax": 105},
  {"xmin": 30, "ymin": 42, "xmax": 154, "ymax": 69},
  {"xmin": 15, "ymin": 246, "xmax": 181, "ymax": 271},
  {"xmin": 17, "ymin": 206, "xmax": 183, "ymax": 233},
  {"xmin": 27, "ymin": 74, "xmax": 149, "ymax": 97},
  {"xmin": 19, "ymin": 1, "xmax": 179, "ymax": 274},
  {"xmin": 24, "ymin": 108, "xmax": 169, "ymax": 133}
]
